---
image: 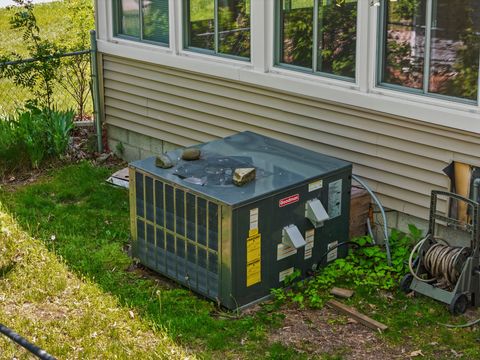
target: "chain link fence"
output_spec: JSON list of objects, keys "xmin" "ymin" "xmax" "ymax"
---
[{"xmin": 0, "ymin": 49, "xmax": 94, "ymax": 120}]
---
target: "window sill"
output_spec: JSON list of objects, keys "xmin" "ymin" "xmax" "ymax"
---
[{"xmin": 97, "ymin": 39, "xmax": 480, "ymax": 135}]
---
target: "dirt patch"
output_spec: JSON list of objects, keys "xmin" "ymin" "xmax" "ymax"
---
[{"xmin": 268, "ymin": 306, "xmax": 405, "ymax": 359}]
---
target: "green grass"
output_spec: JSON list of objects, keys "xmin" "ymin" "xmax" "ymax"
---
[
  {"xmin": 0, "ymin": 1, "xmax": 93, "ymax": 117},
  {"xmin": 0, "ymin": 1, "xmax": 71, "ymax": 56},
  {"xmin": 0, "ymin": 203, "xmax": 190, "ymax": 358},
  {"xmin": 0, "ymin": 162, "xmax": 296, "ymax": 359},
  {"xmin": 2, "ymin": 162, "xmax": 480, "ymax": 359}
]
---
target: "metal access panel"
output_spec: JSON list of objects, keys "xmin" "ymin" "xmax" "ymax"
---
[{"xmin": 129, "ymin": 131, "xmax": 352, "ymax": 309}]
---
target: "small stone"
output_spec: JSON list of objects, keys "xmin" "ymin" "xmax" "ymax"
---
[
  {"xmin": 155, "ymin": 154, "xmax": 173, "ymax": 168},
  {"xmin": 233, "ymin": 168, "xmax": 256, "ymax": 186},
  {"xmin": 181, "ymin": 148, "xmax": 201, "ymax": 161}
]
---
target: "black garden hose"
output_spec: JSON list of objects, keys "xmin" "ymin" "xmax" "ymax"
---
[{"xmin": 0, "ymin": 323, "xmax": 56, "ymax": 360}]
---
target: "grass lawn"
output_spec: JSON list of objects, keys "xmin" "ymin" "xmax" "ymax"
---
[
  {"xmin": 1, "ymin": 162, "xmax": 480, "ymax": 359},
  {"xmin": 0, "ymin": 1, "xmax": 92, "ymax": 117},
  {"xmin": 0, "ymin": 162, "xmax": 295, "ymax": 359}
]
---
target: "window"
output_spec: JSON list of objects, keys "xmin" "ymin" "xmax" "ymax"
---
[
  {"xmin": 114, "ymin": 0, "xmax": 169, "ymax": 46},
  {"xmin": 379, "ymin": 0, "xmax": 480, "ymax": 103},
  {"xmin": 276, "ymin": 0, "xmax": 358, "ymax": 80},
  {"xmin": 184, "ymin": 0, "xmax": 251, "ymax": 59}
]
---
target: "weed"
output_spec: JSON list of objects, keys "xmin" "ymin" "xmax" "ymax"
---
[{"xmin": 115, "ymin": 141, "xmax": 125, "ymax": 156}]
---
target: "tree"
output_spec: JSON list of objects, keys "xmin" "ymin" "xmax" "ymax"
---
[{"xmin": 0, "ymin": 0, "xmax": 61, "ymax": 110}]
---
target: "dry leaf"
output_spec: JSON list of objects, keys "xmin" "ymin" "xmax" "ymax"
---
[{"xmin": 409, "ymin": 350, "xmax": 424, "ymax": 357}]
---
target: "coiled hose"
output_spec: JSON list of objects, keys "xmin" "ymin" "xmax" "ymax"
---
[{"xmin": 408, "ymin": 237, "xmax": 469, "ymax": 288}]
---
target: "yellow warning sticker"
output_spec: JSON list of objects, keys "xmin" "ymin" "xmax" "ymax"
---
[
  {"xmin": 246, "ymin": 260, "xmax": 261, "ymax": 287},
  {"xmin": 247, "ymin": 233, "xmax": 261, "ymax": 264},
  {"xmin": 249, "ymin": 228, "xmax": 258, "ymax": 237},
  {"xmin": 246, "ymin": 232, "xmax": 261, "ymax": 287}
]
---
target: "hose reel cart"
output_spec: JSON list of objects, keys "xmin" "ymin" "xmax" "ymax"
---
[{"xmin": 402, "ymin": 191, "xmax": 480, "ymax": 315}]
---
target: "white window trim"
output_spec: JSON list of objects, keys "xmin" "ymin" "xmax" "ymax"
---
[{"xmin": 96, "ymin": 0, "xmax": 480, "ymax": 135}]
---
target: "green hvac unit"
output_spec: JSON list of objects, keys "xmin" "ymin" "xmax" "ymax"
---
[{"xmin": 129, "ymin": 132, "xmax": 352, "ymax": 309}]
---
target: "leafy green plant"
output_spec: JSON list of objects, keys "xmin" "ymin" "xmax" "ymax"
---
[
  {"xmin": 15, "ymin": 106, "xmax": 49, "ymax": 168},
  {"xmin": 0, "ymin": 118, "xmax": 26, "ymax": 175},
  {"xmin": 48, "ymin": 108, "xmax": 74, "ymax": 157},
  {"xmin": 272, "ymin": 225, "xmax": 423, "ymax": 308},
  {"xmin": 0, "ymin": 106, "xmax": 75, "ymax": 173}
]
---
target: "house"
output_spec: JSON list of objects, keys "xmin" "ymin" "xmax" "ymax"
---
[{"xmin": 94, "ymin": 0, "xmax": 480, "ymax": 230}]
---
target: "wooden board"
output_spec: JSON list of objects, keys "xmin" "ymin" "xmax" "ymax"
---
[
  {"xmin": 330, "ymin": 287, "xmax": 354, "ymax": 299},
  {"xmin": 327, "ymin": 300, "xmax": 388, "ymax": 332}
]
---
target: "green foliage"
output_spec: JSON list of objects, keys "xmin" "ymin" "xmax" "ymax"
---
[
  {"xmin": 0, "ymin": 0, "xmax": 62, "ymax": 110},
  {"xmin": 49, "ymin": 108, "xmax": 75, "ymax": 157},
  {"xmin": 0, "ymin": 106, "xmax": 74, "ymax": 173},
  {"xmin": 272, "ymin": 226, "xmax": 423, "ymax": 308}
]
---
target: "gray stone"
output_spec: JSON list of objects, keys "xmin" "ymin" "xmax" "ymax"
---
[
  {"xmin": 233, "ymin": 168, "xmax": 256, "ymax": 186},
  {"xmin": 182, "ymin": 148, "xmax": 201, "ymax": 161},
  {"xmin": 155, "ymin": 154, "xmax": 173, "ymax": 168}
]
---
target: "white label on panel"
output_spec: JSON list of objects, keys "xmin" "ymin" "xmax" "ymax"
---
[
  {"xmin": 304, "ymin": 229, "xmax": 315, "ymax": 259},
  {"xmin": 279, "ymin": 267, "xmax": 294, "ymax": 282},
  {"xmin": 249, "ymin": 208, "xmax": 259, "ymax": 230},
  {"xmin": 277, "ymin": 243, "xmax": 297, "ymax": 260},
  {"xmin": 309, "ymin": 179, "xmax": 323, "ymax": 192},
  {"xmin": 327, "ymin": 241, "xmax": 339, "ymax": 262}
]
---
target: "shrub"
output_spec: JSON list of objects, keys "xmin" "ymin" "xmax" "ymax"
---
[{"xmin": 0, "ymin": 106, "xmax": 74, "ymax": 176}]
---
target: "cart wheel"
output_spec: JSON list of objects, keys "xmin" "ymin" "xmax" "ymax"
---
[
  {"xmin": 400, "ymin": 274, "xmax": 414, "ymax": 293},
  {"xmin": 449, "ymin": 294, "xmax": 469, "ymax": 316}
]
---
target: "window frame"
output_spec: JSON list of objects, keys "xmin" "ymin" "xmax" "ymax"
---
[
  {"xmin": 113, "ymin": 0, "xmax": 170, "ymax": 47},
  {"xmin": 182, "ymin": 0, "xmax": 252, "ymax": 62},
  {"xmin": 273, "ymin": 0, "xmax": 359, "ymax": 83},
  {"xmin": 376, "ymin": 0, "xmax": 480, "ymax": 106}
]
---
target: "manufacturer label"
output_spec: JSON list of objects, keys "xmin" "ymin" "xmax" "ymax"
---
[
  {"xmin": 246, "ymin": 232, "xmax": 262, "ymax": 287},
  {"xmin": 277, "ymin": 243, "xmax": 297, "ymax": 260},
  {"xmin": 249, "ymin": 208, "xmax": 259, "ymax": 230},
  {"xmin": 279, "ymin": 267, "xmax": 294, "ymax": 282},
  {"xmin": 308, "ymin": 179, "xmax": 323, "ymax": 192},
  {"xmin": 304, "ymin": 229, "xmax": 315, "ymax": 259},
  {"xmin": 327, "ymin": 241, "xmax": 338, "ymax": 262},
  {"xmin": 279, "ymin": 194, "xmax": 300, "ymax": 207}
]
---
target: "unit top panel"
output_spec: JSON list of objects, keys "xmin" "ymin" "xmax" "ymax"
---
[{"xmin": 130, "ymin": 131, "xmax": 351, "ymax": 207}]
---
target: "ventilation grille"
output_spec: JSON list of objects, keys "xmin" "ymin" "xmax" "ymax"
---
[{"xmin": 134, "ymin": 171, "xmax": 220, "ymax": 298}]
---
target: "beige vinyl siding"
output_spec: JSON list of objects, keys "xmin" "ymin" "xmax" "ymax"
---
[{"xmin": 102, "ymin": 55, "xmax": 480, "ymax": 220}]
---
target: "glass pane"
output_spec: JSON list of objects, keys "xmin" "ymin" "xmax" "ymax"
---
[
  {"xmin": 143, "ymin": 0, "xmax": 169, "ymax": 44},
  {"xmin": 382, "ymin": 0, "xmax": 427, "ymax": 89},
  {"xmin": 218, "ymin": 0, "xmax": 251, "ymax": 58},
  {"xmin": 428, "ymin": 0, "xmax": 480, "ymax": 100},
  {"xmin": 280, "ymin": 0, "xmax": 314, "ymax": 69},
  {"xmin": 187, "ymin": 0, "xmax": 215, "ymax": 50},
  {"xmin": 317, "ymin": 0, "xmax": 357, "ymax": 78},
  {"xmin": 119, "ymin": 0, "xmax": 140, "ymax": 37}
]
